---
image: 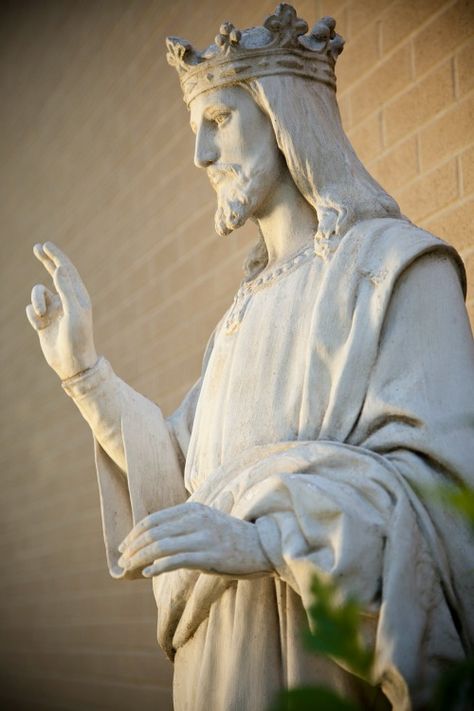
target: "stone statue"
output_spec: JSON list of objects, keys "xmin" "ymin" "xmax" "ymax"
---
[{"xmin": 26, "ymin": 5, "xmax": 474, "ymax": 710}]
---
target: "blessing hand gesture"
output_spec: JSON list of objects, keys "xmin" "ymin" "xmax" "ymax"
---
[{"xmin": 26, "ymin": 242, "xmax": 98, "ymax": 380}]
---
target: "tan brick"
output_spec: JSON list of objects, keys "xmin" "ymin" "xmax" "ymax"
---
[
  {"xmin": 318, "ymin": 0, "xmax": 349, "ymax": 22},
  {"xmin": 383, "ymin": 59, "xmax": 454, "ymax": 146},
  {"xmin": 337, "ymin": 21, "xmax": 380, "ymax": 90},
  {"xmin": 419, "ymin": 93, "xmax": 474, "ymax": 170},
  {"xmin": 347, "ymin": 0, "xmax": 393, "ymax": 38},
  {"xmin": 370, "ymin": 135, "xmax": 419, "ymax": 194},
  {"xmin": 456, "ymin": 36, "xmax": 474, "ymax": 96},
  {"xmin": 350, "ymin": 43, "xmax": 413, "ymax": 124},
  {"xmin": 460, "ymin": 248, "xmax": 474, "ymax": 296},
  {"xmin": 347, "ymin": 111, "xmax": 383, "ymax": 163},
  {"xmin": 6, "ymin": 648, "xmax": 172, "ymax": 687},
  {"xmin": 423, "ymin": 196, "xmax": 474, "ymax": 253},
  {"xmin": 414, "ymin": 0, "xmax": 474, "ymax": 78},
  {"xmin": 397, "ymin": 157, "xmax": 459, "ymax": 222},
  {"xmin": 380, "ymin": 0, "xmax": 446, "ymax": 54},
  {"xmin": 466, "ymin": 298, "xmax": 474, "ymax": 322},
  {"xmin": 461, "ymin": 144, "xmax": 474, "ymax": 195}
]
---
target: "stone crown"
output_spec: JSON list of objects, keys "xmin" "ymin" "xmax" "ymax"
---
[{"xmin": 166, "ymin": 3, "xmax": 344, "ymax": 105}]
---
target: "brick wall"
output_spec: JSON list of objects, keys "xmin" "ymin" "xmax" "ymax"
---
[
  {"xmin": 0, "ymin": 1, "xmax": 472, "ymax": 708},
  {"xmin": 334, "ymin": 0, "xmax": 474, "ymax": 319}
]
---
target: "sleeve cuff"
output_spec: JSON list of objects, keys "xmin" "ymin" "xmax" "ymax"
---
[
  {"xmin": 61, "ymin": 356, "xmax": 112, "ymax": 400},
  {"xmin": 255, "ymin": 515, "xmax": 285, "ymax": 573}
]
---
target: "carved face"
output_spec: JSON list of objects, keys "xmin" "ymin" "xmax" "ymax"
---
[{"xmin": 189, "ymin": 85, "xmax": 284, "ymax": 236}]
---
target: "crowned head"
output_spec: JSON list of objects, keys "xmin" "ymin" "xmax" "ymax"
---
[
  {"xmin": 167, "ymin": 4, "xmax": 400, "ymax": 269},
  {"xmin": 166, "ymin": 5, "xmax": 344, "ymax": 107}
]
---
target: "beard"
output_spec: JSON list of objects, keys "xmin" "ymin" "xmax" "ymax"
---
[{"xmin": 208, "ymin": 163, "xmax": 268, "ymax": 237}]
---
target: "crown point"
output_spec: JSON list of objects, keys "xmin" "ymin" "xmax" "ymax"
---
[
  {"xmin": 230, "ymin": 29, "xmax": 241, "ymax": 45},
  {"xmin": 266, "ymin": 18, "xmax": 281, "ymax": 32},
  {"xmin": 321, "ymin": 16, "xmax": 336, "ymax": 33},
  {"xmin": 220, "ymin": 21, "xmax": 233, "ymax": 35},
  {"xmin": 167, "ymin": 4, "xmax": 344, "ymax": 104},
  {"xmin": 312, "ymin": 23, "xmax": 330, "ymax": 41}
]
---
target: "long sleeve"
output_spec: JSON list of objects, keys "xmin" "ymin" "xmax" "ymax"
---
[
  {"xmin": 62, "ymin": 358, "xmax": 191, "ymax": 577},
  {"xmin": 62, "ymin": 356, "xmax": 128, "ymax": 472}
]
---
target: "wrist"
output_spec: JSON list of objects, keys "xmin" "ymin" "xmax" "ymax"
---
[
  {"xmin": 60, "ymin": 357, "xmax": 99, "ymax": 382},
  {"xmin": 253, "ymin": 523, "xmax": 274, "ymax": 573},
  {"xmin": 61, "ymin": 356, "xmax": 111, "ymax": 400},
  {"xmin": 58, "ymin": 348, "xmax": 99, "ymax": 381}
]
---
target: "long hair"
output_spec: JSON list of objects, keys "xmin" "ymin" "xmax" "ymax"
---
[{"xmin": 241, "ymin": 75, "xmax": 400, "ymax": 277}]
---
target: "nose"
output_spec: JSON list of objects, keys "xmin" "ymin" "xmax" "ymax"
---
[{"xmin": 194, "ymin": 124, "xmax": 218, "ymax": 169}]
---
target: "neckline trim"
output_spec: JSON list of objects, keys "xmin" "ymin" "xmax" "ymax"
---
[{"xmin": 224, "ymin": 243, "xmax": 315, "ymax": 334}]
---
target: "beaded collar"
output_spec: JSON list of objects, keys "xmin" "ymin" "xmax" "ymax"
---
[{"xmin": 224, "ymin": 243, "xmax": 315, "ymax": 334}]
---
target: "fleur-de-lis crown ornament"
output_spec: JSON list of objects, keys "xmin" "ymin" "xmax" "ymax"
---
[{"xmin": 166, "ymin": 3, "xmax": 344, "ymax": 105}]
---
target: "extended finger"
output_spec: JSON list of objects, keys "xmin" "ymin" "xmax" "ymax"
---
[
  {"xmin": 31, "ymin": 284, "xmax": 55, "ymax": 317},
  {"xmin": 119, "ymin": 503, "xmax": 206, "ymax": 551},
  {"xmin": 43, "ymin": 241, "xmax": 75, "ymax": 271},
  {"xmin": 44, "ymin": 241, "xmax": 90, "ymax": 307},
  {"xmin": 121, "ymin": 534, "xmax": 205, "ymax": 572},
  {"xmin": 52, "ymin": 266, "xmax": 77, "ymax": 313},
  {"xmin": 142, "ymin": 551, "xmax": 213, "ymax": 578},
  {"xmin": 120, "ymin": 519, "xmax": 199, "ymax": 559},
  {"xmin": 33, "ymin": 243, "xmax": 56, "ymax": 277}
]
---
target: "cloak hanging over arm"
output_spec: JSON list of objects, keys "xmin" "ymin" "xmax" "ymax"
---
[{"xmin": 62, "ymin": 329, "xmax": 219, "ymax": 578}]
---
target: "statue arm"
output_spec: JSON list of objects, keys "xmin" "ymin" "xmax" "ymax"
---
[
  {"xmin": 61, "ymin": 355, "xmax": 200, "ymax": 479},
  {"xmin": 359, "ymin": 250, "xmax": 474, "ymax": 486},
  {"xmin": 61, "ymin": 356, "xmax": 128, "ymax": 473},
  {"xmin": 62, "ymin": 333, "xmax": 215, "ymax": 580},
  {"xmin": 25, "ymin": 240, "xmax": 206, "ymax": 577},
  {"xmin": 254, "ymin": 251, "xmax": 474, "ymax": 585}
]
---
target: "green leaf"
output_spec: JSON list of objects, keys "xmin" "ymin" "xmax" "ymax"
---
[
  {"xmin": 442, "ymin": 488, "xmax": 474, "ymax": 529},
  {"xmin": 270, "ymin": 685, "xmax": 362, "ymax": 711},
  {"xmin": 304, "ymin": 575, "xmax": 374, "ymax": 679},
  {"xmin": 412, "ymin": 483, "xmax": 474, "ymax": 531},
  {"xmin": 430, "ymin": 657, "xmax": 474, "ymax": 711}
]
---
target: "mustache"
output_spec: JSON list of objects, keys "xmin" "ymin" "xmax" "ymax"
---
[{"xmin": 207, "ymin": 163, "xmax": 243, "ymax": 187}]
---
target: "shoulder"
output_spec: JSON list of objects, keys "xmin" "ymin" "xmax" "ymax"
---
[{"xmin": 337, "ymin": 217, "xmax": 466, "ymax": 298}]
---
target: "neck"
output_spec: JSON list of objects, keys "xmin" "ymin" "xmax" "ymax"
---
[{"xmin": 253, "ymin": 162, "xmax": 318, "ymax": 267}]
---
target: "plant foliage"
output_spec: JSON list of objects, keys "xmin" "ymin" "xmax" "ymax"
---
[
  {"xmin": 304, "ymin": 575, "xmax": 374, "ymax": 679},
  {"xmin": 270, "ymin": 484, "xmax": 474, "ymax": 711}
]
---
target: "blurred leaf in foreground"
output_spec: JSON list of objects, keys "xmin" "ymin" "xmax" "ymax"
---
[
  {"xmin": 431, "ymin": 657, "xmax": 474, "ymax": 711},
  {"xmin": 305, "ymin": 575, "xmax": 374, "ymax": 680},
  {"xmin": 271, "ymin": 486, "xmax": 474, "ymax": 711},
  {"xmin": 432, "ymin": 486, "xmax": 474, "ymax": 531},
  {"xmin": 270, "ymin": 685, "xmax": 361, "ymax": 711},
  {"xmin": 270, "ymin": 573, "xmax": 376, "ymax": 711}
]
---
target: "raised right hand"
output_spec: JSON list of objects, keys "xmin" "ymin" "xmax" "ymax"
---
[{"xmin": 26, "ymin": 242, "xmax": 98, "ymax": 380}]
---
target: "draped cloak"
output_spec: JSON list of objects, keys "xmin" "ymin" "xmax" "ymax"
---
[{"xmin": 64, "ymin": 217, "xmax": 474, "ymax": 711}]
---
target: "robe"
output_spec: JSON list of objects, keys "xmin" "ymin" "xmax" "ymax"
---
[{"xmin": 63, "ymin": 217, "xmax": 474, "ymax": 711}]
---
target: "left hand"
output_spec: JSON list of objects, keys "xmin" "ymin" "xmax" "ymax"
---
[{"xmin": 118, "ymin": 502, "xmax": 273, "ymax": 578}]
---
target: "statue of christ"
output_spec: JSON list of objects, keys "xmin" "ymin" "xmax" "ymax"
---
[{"xmin": 27, "ymin": 6, "xmax": 474, "ymax": 710}]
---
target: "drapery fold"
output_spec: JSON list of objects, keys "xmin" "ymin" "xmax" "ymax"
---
[{"xmin": 88, "ymin": 218, "xmax": 474, "ymax": 709}]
